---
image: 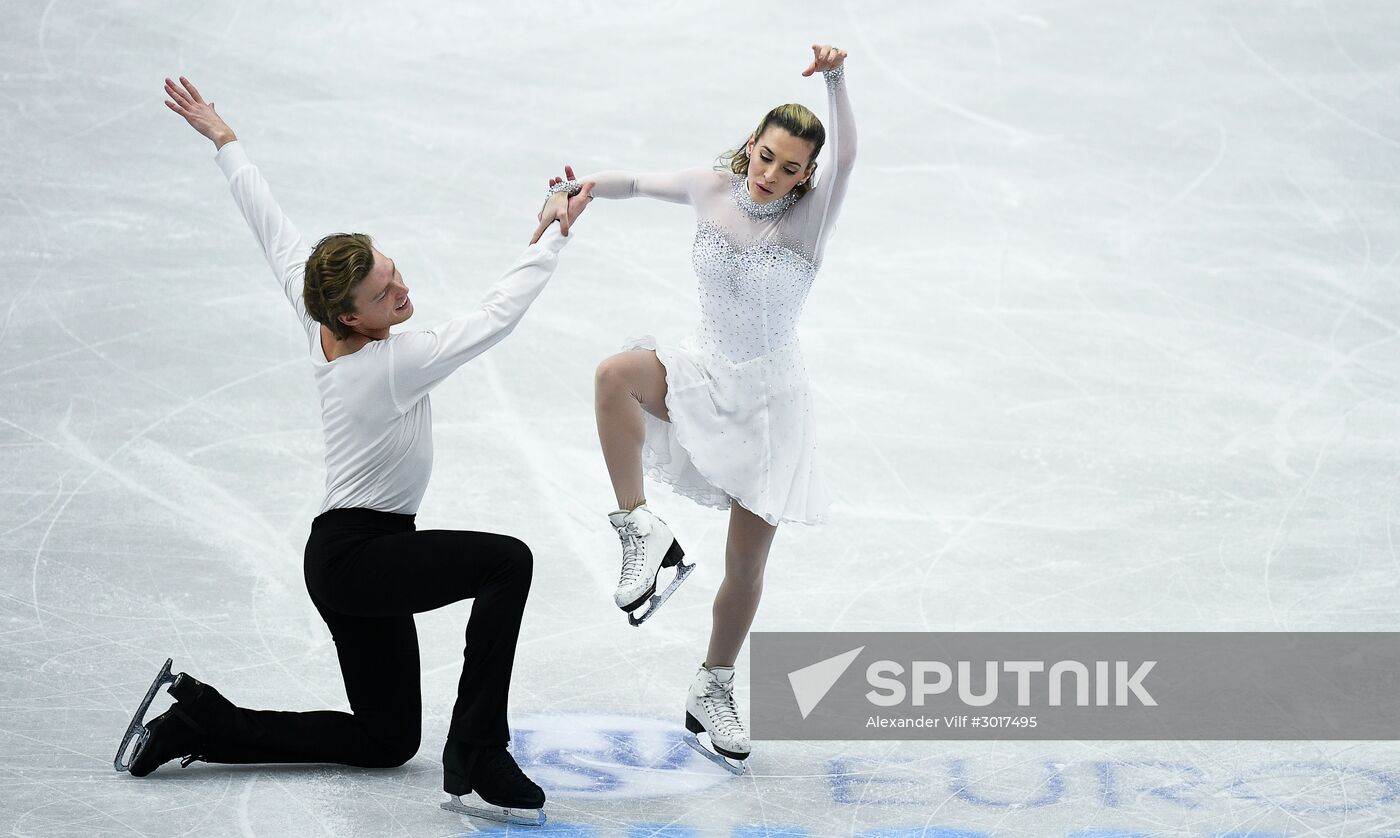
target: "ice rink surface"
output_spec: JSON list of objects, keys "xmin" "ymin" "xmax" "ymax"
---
[{"xmin": 4, "ymin": 0, "xmax": 1400, "ymax": 835}]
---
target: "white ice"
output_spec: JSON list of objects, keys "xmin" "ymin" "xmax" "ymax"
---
[{"xmin": 3, "ymin": 1, "xmax": 1400, "ymax": 836}]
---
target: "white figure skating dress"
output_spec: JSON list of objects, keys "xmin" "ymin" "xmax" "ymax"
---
[{"xmin": 586, "ymin": 67, "xmax": 855, "ymax": 526}]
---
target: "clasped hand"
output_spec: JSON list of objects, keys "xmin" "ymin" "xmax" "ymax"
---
[{"xmin": 531, "ymin": 165, "xmax": 596, "ymax": 244}]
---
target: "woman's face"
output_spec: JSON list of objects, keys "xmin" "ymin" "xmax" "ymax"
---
[
  {"xmin": 745, "ymin": 126, "xmax": 816, "ymax": 204},
  {"xmin": 339, "ymin": 247, "xmax": 413, "ymax": 334}
]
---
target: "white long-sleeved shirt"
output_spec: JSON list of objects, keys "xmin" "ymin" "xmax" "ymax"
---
[{"xmin": 215, "ymin": 141, "xmax": 570, "ymax": 515}]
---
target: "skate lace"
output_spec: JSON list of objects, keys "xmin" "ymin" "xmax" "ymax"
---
[
  {"xmin": 617, "ymin": 521, "xmax": 646, "ymax": 585},
  {"xmin": 480, "ymin": 747, "xmax": 529, "ymax": 785},
  {"xmin": 703, "ymin": 682, "xmax": 745, "ymax": 737}
]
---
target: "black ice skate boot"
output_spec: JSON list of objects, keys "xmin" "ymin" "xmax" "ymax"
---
[
  {"xmin": 134, "ymin": 671, "xmax": 248, "ymax": 774},
  {"xmin": 128, "ymin": 699, "xmax": 209, "ymax": 777},
  {"xmin": 117, "ymin": 660, "xmax": 228, "ymax": 776},
  {"xmin": 441, "ymin": 740, "xmax": 546, "ymax": 826}
]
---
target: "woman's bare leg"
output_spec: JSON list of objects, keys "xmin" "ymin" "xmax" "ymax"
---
[
  {"xmin": 705, "ymin": 501, "xmax": 779, "ymax": 667},
  {"xmin": 594, "ymin": 350, "xmax": 670, "ymax": 511}
]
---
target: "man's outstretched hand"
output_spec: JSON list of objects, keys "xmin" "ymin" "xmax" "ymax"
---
[{"xmin": 164, "ymin": 76, "xmax": 236, "ymax": 149}]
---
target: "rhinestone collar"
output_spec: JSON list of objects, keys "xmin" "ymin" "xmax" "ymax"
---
[{"xmin": 730, "ymin": 173, "xmax": 797, "ymax": 220}]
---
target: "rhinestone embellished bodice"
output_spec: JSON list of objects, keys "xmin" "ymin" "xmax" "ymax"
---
[
  {"xmin": 692, "ymin": 196, "xmax": 817, "ymax": 363},
  {"xmin": 579, "ymin": 65, "xmax": 855, "ymax": 365}
]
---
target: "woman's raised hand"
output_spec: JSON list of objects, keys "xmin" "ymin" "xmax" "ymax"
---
[
  {"xmin": 163, "ymin": 76, "xmax": 237, "ymax": 148},
  {"xmin": 801, "ymin": 44, "xmax": 848, "ymax": 76},
  {"xmin": 530, "ymin": 165, "xmax": 596, "ymax": 244}
]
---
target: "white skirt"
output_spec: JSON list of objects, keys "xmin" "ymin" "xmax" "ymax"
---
[{"xmin": 623, "ymin": 333, "xmax": 831, "ymax": 526}]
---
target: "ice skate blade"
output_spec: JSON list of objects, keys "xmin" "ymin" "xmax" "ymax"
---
[
  {"xmin": 683, "ymin": 732, "xmax": 749, "ymax": 775},
  {"xmin": 114, "ymin": 658, "xmax": 177, "ymax": 773},
  {"xmin": 441, "ymin": 794, "xmax": 546, "ymax": 826},
  {"xmin": 627, "ymin": 557, "xmax": 695, "ymax": 627}
]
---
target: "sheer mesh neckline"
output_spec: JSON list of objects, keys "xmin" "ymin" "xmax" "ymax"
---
[{"xmin": 729, "ymin": 173, "xmax": 797, "ymax": 220}]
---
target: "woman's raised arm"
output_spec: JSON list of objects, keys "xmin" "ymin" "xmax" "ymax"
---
[{"xmin": 793, "ymin": 45, "xmax": 856, "ymax": 263}]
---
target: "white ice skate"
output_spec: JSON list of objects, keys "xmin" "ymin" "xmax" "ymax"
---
[
  {"xmin": 683, "ymin": 664, "xmax": 751, "ymax": 775},
  {"xmin": 113, "ymin": 657, "xmax": 178, "ymax": 772},
  {"xmin": 609, "ymin": 505, "xmax": 693, "ymax": 626}
]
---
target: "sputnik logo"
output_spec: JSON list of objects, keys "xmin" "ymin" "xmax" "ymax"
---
[{"xmin": 787, "ymin": 646, "xmax": 865, "ymax": 719}]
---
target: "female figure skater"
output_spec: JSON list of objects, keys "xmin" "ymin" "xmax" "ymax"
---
[
  {"xmin": 538, "ymin": 44, "xmax": 854, "ymax": 770},
  {"xmin": 114, "ymin": 76, "xmax": 593, "ymax": 827}
]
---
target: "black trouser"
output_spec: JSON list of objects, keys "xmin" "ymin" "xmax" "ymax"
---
[{"xmin": 183, "ymin": 507, "xmax": 533, "ymax": 768}]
